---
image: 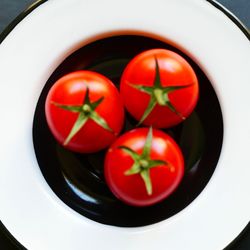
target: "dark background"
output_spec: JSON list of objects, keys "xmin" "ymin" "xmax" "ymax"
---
[{"xmin": 0, "ymin": 0, "xmax": 249, "ymax": 249}]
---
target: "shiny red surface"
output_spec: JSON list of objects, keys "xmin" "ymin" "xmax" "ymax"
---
[
  {"xmin": 45, "ymin": 71, "xmax": 124, "ymax": 153},
  {"xmin": 104, "ymin": 128, "xmax": 184, "ymax": 206},
  {"xmin": 120, "ymin": 49, "xmax": 199, "ymax": 128}
]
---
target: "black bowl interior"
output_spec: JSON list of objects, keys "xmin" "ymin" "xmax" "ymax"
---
[{"xmin": 33, "ymin": 35, "xmax": 223, "ymax": 227}]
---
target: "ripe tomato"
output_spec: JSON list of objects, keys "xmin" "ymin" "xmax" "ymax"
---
[
  {"xmin": 104, "ymin": 127, "xmax": 184, "ymax": 206},
  {"xmin": 120, "ymin": 49, "xmax": 199, "ymax": 128},
  {"xmin": 45, "ymin": 71, "xmax": 124, "ymax": 153}
]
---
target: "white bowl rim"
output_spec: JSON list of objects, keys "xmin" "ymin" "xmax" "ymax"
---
[{"xmin": 0, "ymin": 0, "xmax": 249, "ymax": 250}]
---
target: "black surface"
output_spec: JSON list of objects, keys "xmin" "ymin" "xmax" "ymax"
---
[
  {"xmin": 0, "ymin": 0, "xmax": 249, "ymax": 249},
  {"xmin": 33, "ymin": 35, "xmax": 223, "ymax": 227}
]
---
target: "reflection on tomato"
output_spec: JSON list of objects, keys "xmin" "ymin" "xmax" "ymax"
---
[
  {"xmin": 45, "ymin": 71, "xmax": 124, "ymax": 153},
  {"xmin": 105, "ymin": 127, "xmax": 184, "ymax": 206},
  {"xmin": 120, "ymin": 49, "xmax": 199, "ymax": 128}
]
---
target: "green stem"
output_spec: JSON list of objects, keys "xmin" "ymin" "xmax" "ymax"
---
[
  {"xmin": 120, "ymin": 128, "xmax": 167, "ymax": 196},
  {"xmin": 82, "ymin": 104, "xmax": 91, "ymax": 113},
  {"xmin": 153, "ymin": 88, "xmax": 166, "ymax": 106},
  {"xmin": 140, "ymin": 170, "xmax": 152, "ymax": 195},
  {"xmin": 139, "ymin": 159, "xmax": 149, "ymax": 168},
  {"xmin": 52, "ymin": 89, "xmax": 113, "ymax": 145},
  {"xmin": 128, "ymin": 57, "xmax": 192, "ymax": 124}
]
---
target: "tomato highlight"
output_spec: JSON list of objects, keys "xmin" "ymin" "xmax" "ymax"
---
[
  {"xmin": 45, "ymin": 71, "xmax": 124, "ymax": 153},
  {"xmin": 105, "ymin": 127, "xmax": 184, "ymax": 206},
  {"xmin": 120, "ymin": 49, "xmax": 199, "ymax": 128}
]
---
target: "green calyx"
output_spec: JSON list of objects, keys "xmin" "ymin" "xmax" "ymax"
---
[
  {"xmin": 119, "ymin": 127, "xmax": 167, "ymax": 195},
  {"xmin": 153, "ymin": 88, "xmax": 166, "ymax": 106},
  {"xmin": 128, "ymin": 56, "xmax": 192, "ymax": 125},
  {"xmin": 82, "ymin": 104, "xmax": 91, "ymax": 113},
  {"xmin": 52, "ymin": 87, "xmax": 113, "ymax": 145}
]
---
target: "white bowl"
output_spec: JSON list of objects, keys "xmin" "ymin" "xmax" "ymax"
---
[{"xmin": 0, "ymin": 0, "xmax": 249, "ymax": 249}]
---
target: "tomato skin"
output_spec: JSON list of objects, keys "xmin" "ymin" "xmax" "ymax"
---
[
  {"xmin": 120, "ymin": 49, "xmax": 199, "ymax": 128},
  {"xmin": 45, "ymin": 71, "xmax": 124, "ymax": 153},
  {"xmin": 104, "ymin": 128, "xmax": 184, "ymax": 206}
]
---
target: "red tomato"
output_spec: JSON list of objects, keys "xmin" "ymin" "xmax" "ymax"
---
[
  {"xmin": 45, "ymin": 71, "xmax": 124, "ymax": 153},
  {"xmin": 120, "ymin": 49, "xmax": 199, "ymax": 128},
  {"xmin": 104, "ymin": 127, "xmax": 184, "ymax": 206}
]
